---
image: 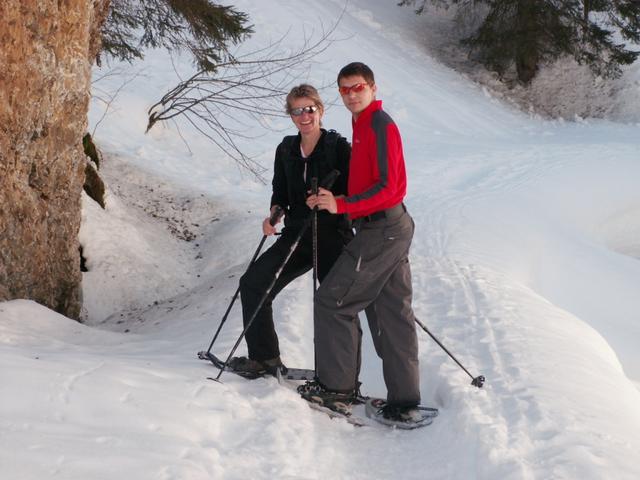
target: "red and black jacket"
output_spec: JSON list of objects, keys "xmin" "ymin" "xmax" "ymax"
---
[{"xmin": 335, "ymin": 100, "xmax": 407, "ymax": 219}]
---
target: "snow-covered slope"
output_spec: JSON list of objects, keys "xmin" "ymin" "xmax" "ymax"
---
[{"xmin": 2, "ymin": 1, "xmax": 640, "ymax": 479}]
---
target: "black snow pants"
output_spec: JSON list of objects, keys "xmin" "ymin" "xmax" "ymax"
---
[{"xmin": 239, "ymin": 226, "xmax": 350, "ymax": 362}]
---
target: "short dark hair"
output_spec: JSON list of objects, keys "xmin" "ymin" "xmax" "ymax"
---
[{"xmin": 337, "ymin": 62, "xmax": 375, "ymax": 85}]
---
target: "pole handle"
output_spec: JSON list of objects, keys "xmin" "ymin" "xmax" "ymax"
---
[
  {"xmin": 269, "ymin": 205, "xmax": 284, "ymax": 226},
  {"xmin": 320, "ymin": 169, "xmax": 340, "ymax": 190}
]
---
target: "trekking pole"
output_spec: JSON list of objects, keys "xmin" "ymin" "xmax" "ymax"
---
[
  {"xmin": 311, "ymin": 177, "xmax": 319, "ymax": 292},
  {"xmin": 414, "ymin": 317, "xmax": 485, "ymax": 388},
  {"xmin": 213, "ymin": 170, "xmax": 340, "ymax": 381},
  {"xmin": 310, "ymin": 177, "xmax": 319, "ymax": 374},
  {"xmin": 201, "ymin": 206, "xmax": 284, "ymax": 357}
]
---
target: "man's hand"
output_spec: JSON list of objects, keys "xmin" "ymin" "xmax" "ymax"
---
[{"xmin": 306, "ymin": 187, "xmax": 339, "ymax": 214}]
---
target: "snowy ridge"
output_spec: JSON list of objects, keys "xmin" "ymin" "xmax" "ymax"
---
[{"xmin": 2, "ymin": 0, "xmax": 640, "ymax": 478}]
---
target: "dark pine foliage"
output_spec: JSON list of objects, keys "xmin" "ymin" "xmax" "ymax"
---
[
  {"xmin": 399, "ymin": 0, "xmax": 640, "ymax": 84},
  {"xmin": 101, "ymin": 0, "xmax": 253, "ymax": 71}
]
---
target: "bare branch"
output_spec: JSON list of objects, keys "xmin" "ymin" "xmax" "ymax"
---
[
  {"xmin": 146, "ymin": 17, "xmax": 343, "ymax": 182},
  {"xmin": 91, "ymin": 67, "xmax": 145, "ymax": 137}
]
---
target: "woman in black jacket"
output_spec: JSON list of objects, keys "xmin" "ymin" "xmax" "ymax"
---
[{"xmin": 230, "ymin": 84, "xmax": 352, "ymax": 376}]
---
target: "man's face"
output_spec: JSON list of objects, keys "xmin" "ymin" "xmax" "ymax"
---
[{"xmin": 338, "ymin": 75, "xmax": 376, "ymax": 119}]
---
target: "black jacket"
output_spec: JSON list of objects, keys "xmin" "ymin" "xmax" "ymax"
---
[{"xmin": 270, "ymin": 129, "xmax": 351, "ymax": 236}]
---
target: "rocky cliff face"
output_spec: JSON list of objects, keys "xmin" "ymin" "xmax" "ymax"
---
[{"xmin": 0, "ymin": 0, "xmax": 110, "ymax": 319}]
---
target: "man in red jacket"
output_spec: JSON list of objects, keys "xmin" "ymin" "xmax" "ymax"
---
[{"xmin": 301, "ymin": 62, "xmax": 422, "ymax": 425}]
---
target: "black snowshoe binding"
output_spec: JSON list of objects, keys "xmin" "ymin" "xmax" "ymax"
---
[
  {"xmin": 365, "ymin": 398, "xmax": 438, "ymax": 429},
  {"xmin": 297, "ymin": 380, "xmax": 358, "ymax": 416}
]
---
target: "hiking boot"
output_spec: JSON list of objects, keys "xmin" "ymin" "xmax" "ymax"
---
[
  {"xmin": 227, "ymin": 356, "xmax": 284, "ymax": 378},
  {"xmin": 297, "ymin": 380, "xmax": 354, "ymax": 416},
  {"xmin": 261, "ymin": 356, "xmax": 286, "ymax": 376},
  {"xmin": 380, "ymin": 404, "xmax": 423, "ymax": 423}
]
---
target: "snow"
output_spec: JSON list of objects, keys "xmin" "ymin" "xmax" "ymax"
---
[{"xmin": 2, "ymin": 0, "xmax": 640, "ymax": 478}]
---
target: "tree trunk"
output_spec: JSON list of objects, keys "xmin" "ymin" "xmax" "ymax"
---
[{"xmin": 515, "ymin": 0, "xmax": 540, "ymax": 84}]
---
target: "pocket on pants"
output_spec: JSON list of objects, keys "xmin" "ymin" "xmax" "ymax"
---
[
  {"xmin": 322, "ymin": 226, "xmax": 385, "ymax": 308},
  {"xmin": 356, "ymin": 228, "xmax": 385, "ymax": 262},
  {"xmin": 335, "ymin": 277, "xmax": 356, "ymax": 307},
  {"xmin": 333, "ymin": 251, "xmax": 376, "ymax": 307},
  {"xmin": 333, "ymin": 250, "xmax": 358, "ymax": 307}
]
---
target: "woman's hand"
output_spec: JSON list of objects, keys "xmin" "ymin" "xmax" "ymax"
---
[{"xmin": 262, "ymin": 205, "xmax": 283, "ymax": 235}]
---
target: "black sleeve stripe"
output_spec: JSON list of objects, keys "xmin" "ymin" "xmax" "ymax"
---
[{"xmin": 345, "ymin": 110, "xmax": 392, "ymax": 204}]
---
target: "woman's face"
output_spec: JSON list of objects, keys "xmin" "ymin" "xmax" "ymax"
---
[{"xmin": 289, "ymin": 96, "xmax": 322, "ymax": 136}]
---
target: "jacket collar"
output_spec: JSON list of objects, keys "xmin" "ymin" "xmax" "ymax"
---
[{"xmin": 352, "ymin": 100, "xmax": 382, "ymax": 128}]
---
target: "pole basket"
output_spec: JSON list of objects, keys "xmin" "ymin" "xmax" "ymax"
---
[{"xmin": 471, "ymin": 375, "xmax": 485, "ymax": 388}]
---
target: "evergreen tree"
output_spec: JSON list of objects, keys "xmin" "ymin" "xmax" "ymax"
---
[
  {"xmin": 399, "ymin": 0, "xmax": 640, "ymax": 84},
  {"xmin": 100, "ymin": 0, "xmax": 253, "ymax": 71}
]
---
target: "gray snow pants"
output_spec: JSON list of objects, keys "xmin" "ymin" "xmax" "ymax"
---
[{"xmin": 314, "ymin": 204, "xmax": 420, "ymax": 406}]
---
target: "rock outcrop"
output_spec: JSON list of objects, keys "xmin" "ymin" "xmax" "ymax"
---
[{"xmin": 0, "ymin": 0, "xmax": 110, "ymax": 319}]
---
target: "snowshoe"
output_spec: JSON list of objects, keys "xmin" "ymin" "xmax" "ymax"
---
[{"xmin": 198, "ymin": 350, "xmax": 314, "ymax": 381}]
